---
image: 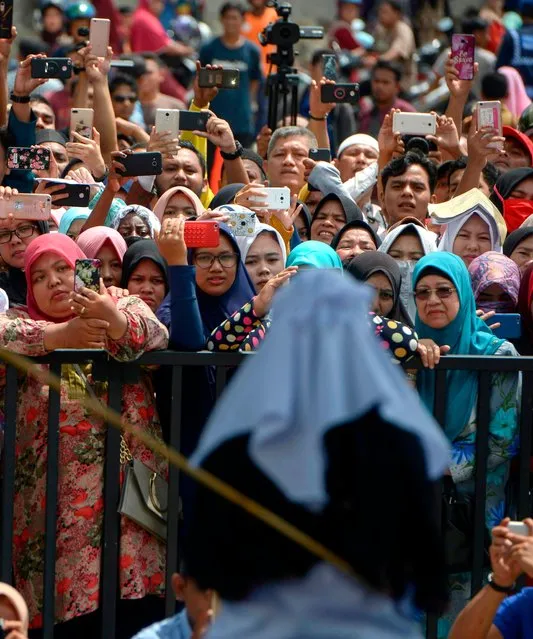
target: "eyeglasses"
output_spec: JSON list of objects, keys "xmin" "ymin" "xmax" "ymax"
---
[
  {"xmin": 0, "ymin": 223, "xmax": 37, "ymax": 245},
  {"xmin": 414, "ymin": 286, "xmax": 457, "ymax": 301},
  {"xmin": 194, "ymin": 253, "xmax": 238, "ymax": 269},
  {"xmin": 375, "ymin": 288, "xmax": 394, "ymax": 301},
  {"xmin": 113, "ymin": 94, "xmax": 137, "ymax": 103}
]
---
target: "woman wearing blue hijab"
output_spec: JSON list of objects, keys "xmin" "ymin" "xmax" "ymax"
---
[
  {"xmin": 286, "ymin": 241, "xmax": 343, "ymax": 270},
  {"xmin": 58, "ymin": 207, "xmax": 90, "ymax": 239},
  {"xmin": 413, "ymin": 252, "xmax": 520, "ymax": 637}
]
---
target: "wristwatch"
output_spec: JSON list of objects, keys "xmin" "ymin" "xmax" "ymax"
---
[
  {"xmin": 488, "ymin": 573, "xmax": 515, "ymax": 594},
  {"xmin": 220, "ymin": 140, "xmax": 244, "ymax": 161},
  {"xmin": 10, "ymin": 93, "xmax": 30, "ymax": 104}
]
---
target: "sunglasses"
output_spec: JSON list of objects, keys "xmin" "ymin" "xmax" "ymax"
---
[
  {"xmin": 113, "ymin": 94, "xmax": 137, "ymax": 103},
  {"xmin": 414, "ymin": 286, "xmax": 456, "ymax": 301}
]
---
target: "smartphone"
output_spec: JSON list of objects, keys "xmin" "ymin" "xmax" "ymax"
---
[
  {"xmin": 0, "ymin": 0, "xmax": 13, "ymax": 40},
  {"xmin": 184, "ymin": 221, "xmax": 220, "ymax": 248},
  {"xmin": 0, "ymin": 193, "xmax": 51, "ymax": 220},
  {"xmin": 451, "ymin": 33, "xmax": 475, "ymax": 81},
  {"xmin": 31, "ymin": 57, "xmax": 72, "ymax": 80},
  {"xmin": 117, "ymin": 152, "xmax": 162, "ymax": 177},
  {"xmin": 251, "ymin": 187, "xmax": 291, "ymax": 211},
  {"xmin": 198, "ymin": 68, "xmax": 240, "ymax": 89},
  {"xmin": 322, "ymin": 54, "xmax": 337, "ymax": 82},
  {"xmin": 7, "ymin": 147, "xmax": 50, "ymax": 171},
  {"xmin": 177, "ymin": 110, "xmax": 211, "ymax": 132},
  {"xmin": 43, "ymin": 181, "xmax": 91, "ymax": 207},
  {"xmin": 476, "ymin": 101, "xmax": 503, "ymax": 149},
  {"xmin": 224, "ymin": 209, "xmax": 257, "ymax": 236},
  {"xmin": 70, "ymin": 108, "xmax": 94, "ymax": 140},
  {"xmin": 507, "ymin": 521, "xmax": 529, "ymax": 536},
  {"xmin": 75, "ymin": 258, "xmax": 101, "ymax": 293},
  {"xmin": 392, "ymin": 112, "xmax": 437, "ymax": 136},
  {"xmin": 155, "ymin": 109, "xmax": 180, "ymax": 138},
  {"xmin": 309, "ymin": 148, "xmax": 331, "ymax": 162},
  {"xmin": 320, "ymin": 83, "xmax": 359, "ymax": 105},
  {"xmin": 490, "ymin": 313, "xmax": 521, "ymax": 339},
  {"xmin": 89, "ymin": 18, "xmax": 110, "ymax": 58}
]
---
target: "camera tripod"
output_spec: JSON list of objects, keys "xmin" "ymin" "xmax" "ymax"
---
[{"xmin": 266, "ymin": 63, "xmax": 300, "ymax": 131}]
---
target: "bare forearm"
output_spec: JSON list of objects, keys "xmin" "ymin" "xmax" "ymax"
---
[
  {"xmin": 456, "ymin": 159, "xmax": 483, "ymax": 196},
  {"xmin": 0, "ymin": 61, "xmax": 8, "ymax": 127},
  {"xmin": 448, "ymin": 585, "xmax": 505, "ymax": 639},
  {"xmin": 125, "ymin": 180, "xmax": 154, "ymax": 208},
  {"xmin": 72, "ymin": 73, "xmax": 90, "ymax": 108},
  {"xmin": 445, "ymin": 94, "xmax": 467, "ymax": 140},
  {"xmin": 308, "ymin": 119, "xmax": 330, "ymax": 150},
  {"xmin": 224, "ymin": 157, "xmax": 249, "ymax": 185},
  {"xmin": 80, "ymin": 187, "xmax": 114, "ymax": 232},
  {"xmin": 92, "ymin": 82, "xmax": 118, "ymax": 163}
]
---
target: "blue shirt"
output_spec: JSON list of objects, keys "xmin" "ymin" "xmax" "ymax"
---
[
  {"xmin": 496, "ymin": 25, "xmax": 533, "ymax": 99},
  {"xmin": 132, "ymin": 609, "xmax": 192, "ymax": 639},
  {"xmin": 494, "ymin": 587, "xmax": 533, "ymax": 638},
  {"xmin": 199, "ymin": 37, "xmax": 262, "ymax": 136}
]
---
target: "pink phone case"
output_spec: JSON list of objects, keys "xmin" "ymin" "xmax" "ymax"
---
[{"xmin": 451, "ymin": 34, "xmax": 475, "ymax": 81}]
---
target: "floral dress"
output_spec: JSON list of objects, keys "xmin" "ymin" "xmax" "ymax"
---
[
  {"xmin": 0, "ymin": 296, "xmax": 169, "ymax": 628},
  {"xmin": 206, "ymin": 299, "xmax": 419, "ymax": 364}
]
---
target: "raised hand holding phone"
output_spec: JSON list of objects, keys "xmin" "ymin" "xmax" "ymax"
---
[
  {"xmin": 70, "ymin": 276, "xmax": 127, "ymax": 340},
  {"xmin": 156, "ymin": 217, "xmax": 188, "ymax": 266}
]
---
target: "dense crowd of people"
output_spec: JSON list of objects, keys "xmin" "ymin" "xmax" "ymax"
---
[{"xmin": 3, "ymin": 0, "xmax": 533, "ymax": 636}]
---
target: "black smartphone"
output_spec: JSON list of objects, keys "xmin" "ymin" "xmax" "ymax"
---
[
  {"xmin": 178, "ymin": 110, "xmax": 211, "ymax": 132},
  {"xmin": 320, "ymin": 83, "xmax": 359, "ymax": 105},
  {"xmin": 7, "ymin": 147, "xmax": 51, "ymax": 170},
  {"xmin": 198, "ymin": 67, "xmax": 240, "ymax": 89},
  {"xmin": 0, "ymin": 0, "xmax": 13, "ymax": 39},
  {"xmin": 41, "ymin": 181, "xmax": 91, "ymax": 207},
  {"xmin": 75, "ymin": 258, "xmax": 101, "ymax": 292},
  {"xmin": 31, "ymin": 57, "xmax": 72, "ymax": 79},
  {"xmin": 117, "ymin": 152, "xmax": 162, "ymax": 177},
  {"xmin": 309, "ymin": 148, "xmax": 331, "ymax": 162}
]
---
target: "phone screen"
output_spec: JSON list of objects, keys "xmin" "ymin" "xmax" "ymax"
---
[{"xmin": 322, "ymin": 54, "xmax": 337, "ymax": 82}]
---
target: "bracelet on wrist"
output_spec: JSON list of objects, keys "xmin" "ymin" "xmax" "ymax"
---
[
  {"xmin": 220, "ymin": 140, "xmax": 244, "ymax": 161},
  {"xmin": 10, "ymin": 93, "xmax": 30, "ymax": 104},
  {"xmin": 309, "ymin": 114, "xmax": 327, "ymax": 121},
  {"xmin": 488, "ymin": 573, "xmax": 515, "ymax": 594}
]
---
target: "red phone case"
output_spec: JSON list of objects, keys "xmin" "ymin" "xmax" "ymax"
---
[
  {"xmin": 184, "ymin": 221, "xmax": 220, "ymax": 248},
  {"xmin": 451, "ymin": 34, "xmax": 475, "ymax": 81}
]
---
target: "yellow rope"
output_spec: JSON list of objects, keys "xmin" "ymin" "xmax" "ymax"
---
[{"xmin": 0, "ymin": 347, "xmax": 352, "ymax": 576}]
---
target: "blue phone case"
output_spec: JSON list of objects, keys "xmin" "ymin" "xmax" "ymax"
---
[{"xmin": 490, "ymin": 313, "xmax": 521, "ymax": 340}]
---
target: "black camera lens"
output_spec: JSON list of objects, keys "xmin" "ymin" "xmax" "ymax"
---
[{"xmin": 333, "ymin": 87, "xmax": 346, "ymax": 99}]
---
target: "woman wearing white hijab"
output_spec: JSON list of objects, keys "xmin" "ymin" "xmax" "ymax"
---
[
  {"xmin": 186, "ymin": 270, "xmax": 450, "ymax": 639},
  {"xmin": 0, "ymin": 582, "xmax": 29, "ymax": 638}
]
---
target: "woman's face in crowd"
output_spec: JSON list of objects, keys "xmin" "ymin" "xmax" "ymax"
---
[
  {"xmin": 335, "ymin": 228, "xmax": 377, "ymax": 262},
  {"xmin": 311, "ymin": 200, "xmax": 346, "ymax": 244},
  {"xmin": 194, "ymin": 235, "xmax": 237, "ymax": 296},
  {"xmin": 509, "ymin": 176, "xmax": 533, "ymax": 201},
  {"xmin": 66, "ymin": 218, "xmax": 86, "ymax": 240},
  {"xmin": 0, "ymin": 220, "xmax": 39, "ymax": 268},
  {"xmin": 452, "ymin": 214, "xmax": 492, "ymax": 266},
  {"xmin": 163, "ymin": 193, "xmax": 198, "ymax": 221},
  {"xmin": 43, "ymin": 6, "xmax": 64, "ymax": 33},
  {"xmin": 31, "ymin": 253, "xmax": 75, "ymax": 319},
  {"xmin": 244, "ymin": 232, "xmax": 284, "ymax": 292},
  {"xmin": 305, "ymin": 190, "xmax": 324, "ymax": 215},
  {"xmin": 97, "ymin": 243, "xmax": 122, "ymax": 288},
  {"xmin": 117, "ymin": 213, "xmax": 150, "ymax": 239},
  {"xmin": 415, "ymin": 274, "xmax": 460, "ymax": 329},
  {"xmin": 477, "ymin": 283, "xmax": 513, "ymax": 307},
  {"xmin": 388, "ymin": 232, "xmax": 424, "ymax": 262},
  {"xmin": 510, "ymin": 235, "xmax": 533, "ymax": 272},
  {"xmin": 127, "ymin": 259, "xmax": 166, "ymax": 312},
  {"xmin": 366, "ymin": 272, "xmax": 394, "ymax": 317},
  {"xmin": 294, "ymin": 211, "xmax": 309, "ymax": 241}
]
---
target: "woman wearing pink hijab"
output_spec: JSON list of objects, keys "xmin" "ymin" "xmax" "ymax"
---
[
  {"xmin": 76, "ymin": 227, "xmax": 128, "ymax": 288},
  {"xmin": 129, "ymin": 0, "xmax": 193, "ymax": 56},
  {"xmin": 500, "ymin": 67, "xmax": 531, "ymax": 119},
  {"xmin": 153, "ymin": 186, "xmax": 205, "ymax": 223}
]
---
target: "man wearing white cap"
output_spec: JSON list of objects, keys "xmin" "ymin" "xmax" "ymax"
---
[{"xmin": 335, "ymin": 133, "xmax": 379, "ymax": 182}]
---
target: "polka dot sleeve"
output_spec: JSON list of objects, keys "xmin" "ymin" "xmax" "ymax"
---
[
  {"xmin": 370, "ymin": 313, "xmax": 419, "ymax": 364},
  {"xmin": 206, "ymin": 298, "xmax": 265, "ymax": 352}
]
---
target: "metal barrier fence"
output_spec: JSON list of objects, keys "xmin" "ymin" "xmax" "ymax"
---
[{"xmin": 1, "ymin": 350, "xmax": 533, "ymax": 639}]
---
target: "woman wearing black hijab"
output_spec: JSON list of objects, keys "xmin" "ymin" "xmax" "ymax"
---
[
  {"xmin": 503, "ymin": 226, "xmax": 533, "ymax": 273},
  {"xmin": 310, "ymin": 193, "xmax": 363, "ymax": 245},
  {"xmin": 491, "ymin": 167, "xmax": 533, "ymax": 232},
  {"xmin": 346, "ymin": 252, "xmax": 412, "ymax": 325},
  {"xmin": 331, "ymin": 219, "xmax": 381, "ymax": 264},
  {"xmin": 120, "ymin": 239, "xmax": 169, "ymax": 313},
  {"xmin": 0, "ymin": 219, "xmax": 49, "ymax": 306}
]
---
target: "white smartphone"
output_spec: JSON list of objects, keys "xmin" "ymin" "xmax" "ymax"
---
[
  {"xmin": 70, "ymin": 108, "xmax": 94, "ymax": 140},
  {"xmin": 251, "ymin": 187, "xmax": 291, "ymax": 211},
  {"xmin": 0, "ymin": 194, "xmax": 51, "ymax": 220},
  {"xmin": 392, "ymin": 112, "xmax": 437, "ymax": 136},
  {"xmin": 89, "ymin": 18, "xmax": 110, "ymax": 58},
  {"xmin": 155, "ymin": 109, "xmax": 180, "ymax": 139},
  {"xmin": 507, "ymin": 521, "xmax": 529, "ymax": 536},
  {"xmin": 476, "ymin": 101, "xmax": 503, "ymax": 150}
]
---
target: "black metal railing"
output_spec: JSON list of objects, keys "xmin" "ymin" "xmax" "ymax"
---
[{"xmin": 1, "ymin": 351, "xmax": 533, "ymax": 639}]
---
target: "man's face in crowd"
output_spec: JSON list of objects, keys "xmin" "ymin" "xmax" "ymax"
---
[
  {"xmin": 382, "ymin": 164, "xmax": 433, "ymax": 224},
  {"xmin": 31, "ymin": 101, "xmax": 56, "ymax": 130},
  {"xmin": 264, "ymin": 135, "xmax": 311, "ymax": 195},
  {"xmin": 339, "ymin": 1, "xmax": 360, "ymax": 22},
  {"xmin": 433, "ymin": 173, "xmax": 450, "ymax": 203},
  {"xmin": 371, "ymin": 68, "xmax": 400, "ymax": 105},
  {"xmin": 378, "ymin": 2, "xmax": 399, "ymax": 28},
  {"xmin": 137, "ymin": 59, "xmax": 162, "ymax": 97},
  {"xmin": 493, "ymin": 137, "xmax": 532, "ymax": 173},
  {"xmin": 43, "ymin": 6, "xmax": 64, "ymax": 33},
  {"xmin": 449, "ymin": 168, "xmax": 491, "ymax": 197},
  {"xmin": 221, "ymin": 8, "xmax": 244, "ymax": 38},
  {"xmin": 38, "ymin": 142, "xmax": 68, "ymax": 176},
  {"xmin": 156, "ymin": 148, "xmax": 205, "ymax": 197},
  {"xmin": 335, "ymin": 143, "xmax": 378, "ymax": 182},
  {"xmin": 0, "ymin": 219, "xmax": 39, "ymax": 269},
  {"xmin": 220, "ymin": 158, "xmax": 264, "ymax": 188},
  {"xmin": 111, "ymin": 83, "xmax": 137, "ymax": 120}
]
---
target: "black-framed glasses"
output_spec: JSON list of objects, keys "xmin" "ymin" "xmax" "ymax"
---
[
  {"xmin": 414, "ymin": 286, "xmax": 457, "ymax": 301},
  {"xmin": 194, "ymin": 253, "xmax": 238, "ymax": 269},
  {"xmin": 113, "ymin": 94, "xmax": 137, "ymax": 103},
  {"xmin": 0, "ymin": 223, "xmax": 37, "ymax": 245}
]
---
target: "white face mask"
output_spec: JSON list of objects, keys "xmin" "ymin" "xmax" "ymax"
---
[{"xmin": 396, "ymin": 260, "xmax": 418, "ymax": 324}]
